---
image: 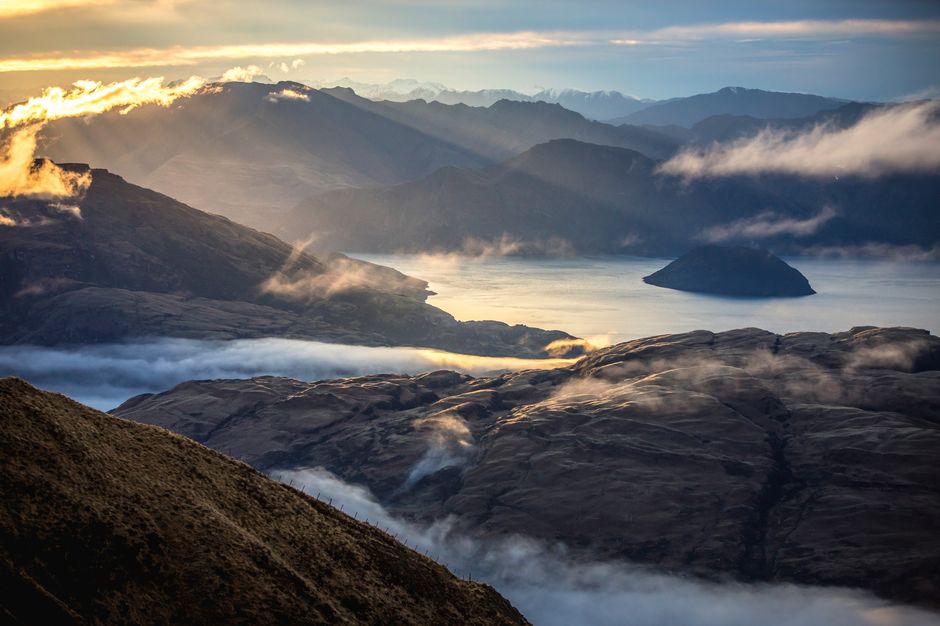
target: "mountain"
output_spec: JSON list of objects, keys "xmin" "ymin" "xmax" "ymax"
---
[
  {"xmin": 114, "ymin": 326, "xmax": 940, "ymax": 608},
  {"xmin": 39, "ymin": 81, "xmax": 490, "ymax": 230},
  {"xmin": 286, "ymin": 137, "xmax": 940, "ymax": 256},
  {"xmin": 0, "ymin": 163, "xmax": 579, "ymax": 357},
  {"xmin": 611, "ymin": 86, "xmax": 849, "ymax": 127},
  {"xmin": 677, "ymin": 101, "xmax": 881, "ymax": 146},
  {"xmin": 39, "ymin": 81, "xmax": 676, "ymax": 231},
  {"xmin": 0, "ymin": 377, "xmax": 529, "ymax": 625},
  {"xmin": 643, "ymin": 245, "xmax": 816, "ymax": 297},
  {"xmin": 312, "ymin": 78, "xmax": 653, "ymax": 120},
  {"xmin": 312, "ymin": 88, "xmax": 679, "ymax": 161}
]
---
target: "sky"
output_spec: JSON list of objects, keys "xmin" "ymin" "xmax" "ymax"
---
[{"xmin": 0, "ymin": 0, "xmax": 939, "ymax": 103}]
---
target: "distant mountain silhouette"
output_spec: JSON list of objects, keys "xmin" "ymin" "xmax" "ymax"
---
[
  {"xmin": 287, "ymin": 138, "xmax": 940, "ymax": 255},
  {"xmin": 611, "ymin": 86, "xmax": 849, "ymax": 127},
  {"xmin": 0, "ymin": 163, "xmax": 579, "ymax": 357},
  {"xmin": 313, "ymin": 78, "xmax": 653, "ymax": 120}
]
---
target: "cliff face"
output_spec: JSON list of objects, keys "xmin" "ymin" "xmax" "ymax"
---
[
  {"xmin": 0, "ymin": 378, "xmax": 529, "ymax": 626},
  {"xmin": 116, "ymin": 327, "xmax": 940, "ymax": 607}
]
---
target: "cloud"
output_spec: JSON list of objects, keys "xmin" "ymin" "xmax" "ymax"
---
[
  {"xmin": 261, "ymin": 251, "xmax": 418, "ymax": 300},
  {"xmin": 2, "ymin": 18, "xmax": 938, "ymax": 72},
  {"xmin": 658, "ymin": 102, "xmax": 940, "ymax": 179},
  {"xmin": 264, "ymin": 87, "xmax": 310, "ymax": 102},
  {"xmin": 0, "ymin": 74, "xmax": 206, "ymax": 199},
  {"xmin": 799, "ymin": 242, "xmax": 940, "ymax": 262},
  {"xmin": 412, "ymin": 234, "xmax": 576, "ymax": 269},
  {"xmin": 0, "ymin": 337, "xmax": 574, "ymax": 410},
  {"xmin": 0, "ymin": 31, "xmax": 592, "ymax": 73},
  {"xmin": 632, "ymin": 19, "xmax": 940, "ymax": 43},
  {"xmin": 220, "ymin": 65, "xmax": 263, "ymax": 82},
  {"xmin": 0, "ymin": 75, "xmax": 207, "ymax": 128},
  {"xmin": 0, "ymin": 126, "xmax": 91, "ymax": 198},
  {"xmin": 0, "ymin": 0, "xmax": 118, "ymax": 18},
  {"xmin": 273, "ymin": 467, "xmax": 940, "ymax": 626},
  {"xmin": 405, "ymin": 411, "xmax": 476, "ymax": 486},
  {"xmin": 701, "ymin": 206, "xmax": 838, "ymax": 243}
]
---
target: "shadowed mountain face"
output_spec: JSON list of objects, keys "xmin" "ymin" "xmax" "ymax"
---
[
  {"xmin": 643, "ymin": 245, "xmax": 816, "ymax": 297},
  {"xmin": 115, "ymin": 327, "xmax": 940, "ymax": 608},
  {"xmin": 288, "ymin": 137, "xmax": 940, "ymax": 256},
  {"xmin": 0, "ymin": 164, "xmax": 578, "ymax": 357},
  {"xmin": 610, "ymin": 86, "xmax": 849, "ymax": 127},
  {"xmin": 0, "ymin": 378, "xmax": 529, "ymax": 625},
  {"xmin": 38, "ymin": 81, "xmax": 678, "ymax": 230}
]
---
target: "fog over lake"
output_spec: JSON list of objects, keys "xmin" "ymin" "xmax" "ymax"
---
[{"xmin": 357, "ymin": 254, "xmax": 940, "ymax": 345}]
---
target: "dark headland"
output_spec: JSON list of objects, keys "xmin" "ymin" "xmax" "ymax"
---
[{"xmin": 643, "ymin": 245, "xmax": 816, "ymax": 297}]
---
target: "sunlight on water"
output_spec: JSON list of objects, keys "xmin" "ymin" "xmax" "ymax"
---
[{"xmin": 356, "ymin": 254, "xmax": 940, "ymax": 344}]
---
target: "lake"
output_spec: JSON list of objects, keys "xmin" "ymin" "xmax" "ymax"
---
[
  {"xmin": 7, "ymin": 254, "xmax": 939, "ymax": 410},
  {"xmin": 356, "ymin": 254, "xmax": 940, "ymax": 345}
]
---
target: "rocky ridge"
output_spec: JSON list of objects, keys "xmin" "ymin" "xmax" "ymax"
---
[{"xmin": 115, "ymin": 326, "xmax": 940, "ymax": 608}]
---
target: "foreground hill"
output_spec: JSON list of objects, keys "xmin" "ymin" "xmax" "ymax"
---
[
  {"xmin": 116, "ymin": 327, "xmax": 940, "ymax": 607},
  {"xmin": 0, "ymin": 164, "xmax": 577, "ymax": 357},
  {"xmin": 288, "ymin": 137, "xmax": 940, "ymax": 255},
  {"xmin": 0, "ymin": 378, "xmax": 528, "ymax": 625},
  {"xmin": 610, "ymin": 86, "xmax": 849, "ymax": 127}
]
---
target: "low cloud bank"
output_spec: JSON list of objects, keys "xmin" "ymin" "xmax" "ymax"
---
[
  {"xmin": 659, "ymin": 101, "xmax": 940, "ymax": 179},
  {"xmin": 275, "ymin": 467, "xmax": 939, "ymax": 626},
  {"xmin": 701, "ymin": 206, "xmax": 837, "ymax": 243},
  {"xmin": 0, "ymin": 337, "xmax": 572, "ymax": 410}
]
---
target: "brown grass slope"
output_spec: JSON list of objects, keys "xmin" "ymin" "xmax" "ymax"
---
[{"xmin": 0, "ymin": 378, "xmax": 528, "ymax": 626}]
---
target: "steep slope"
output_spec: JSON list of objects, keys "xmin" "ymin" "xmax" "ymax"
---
[
  {"xmin": 612, "ymin": 86, "xmax": 849, "ymax": 127},
  {"xmin": 0, "ymin": 378, "xmax": 529, "ymax": 625},
  {"xmin": 0, "ymin": 163, "xmax": 578, "ymax": 357},
  {"xmin": 116, "ymin": 327, "xmax": 940, "ymax": 608},
  {"xmin": 643, "ymin": 245, "xmax": 816, "ymax": 297}
]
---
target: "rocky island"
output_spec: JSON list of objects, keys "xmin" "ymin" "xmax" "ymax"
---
[{"xmin": 643, "ymin": 245, "xmax": 816, "ymax": 297}]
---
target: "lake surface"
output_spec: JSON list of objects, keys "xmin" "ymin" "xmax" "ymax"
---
[{"xmin": 356, "ymin": 254, "xmax": 940, "ymax": 345}]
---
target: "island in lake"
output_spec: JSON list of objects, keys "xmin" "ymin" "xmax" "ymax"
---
[{"xmin": 643, "ymin": 245, "xmax": 816, "ymax": 297}]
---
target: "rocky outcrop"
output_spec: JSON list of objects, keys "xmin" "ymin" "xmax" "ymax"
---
[
  {"xmin": 0, "ymin": 378, "xmax": 529, "ymax": 625},
  {"xmin": 115, "ymin": 327, "xmax": 940, "ymax": 607},
  {"xmin": 0, "ymin": 165, "xmax": 579, "ymax": 357},
  {"xmin": 643, "ymin": 245, "xmax": 815, "ymax": 297}
]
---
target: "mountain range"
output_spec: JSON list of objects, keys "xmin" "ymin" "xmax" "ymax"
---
[
  {"xmin": 286, "ymin": 136, "xmax": 940, "ymax": 255},
  {"xmin": 0, "ymin": 162, "xmax": 577, "ymax": 357},
  {"xmin": 311, "ymin": 80, "xmax": 850, "ymax": 126},
  {"xmin": 609, "ymin": 86, "xmax": 849, "ymax": 127},
  {"xmin": 311, "ymin": 77, "xmax": 653, "ymax": 120}
]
